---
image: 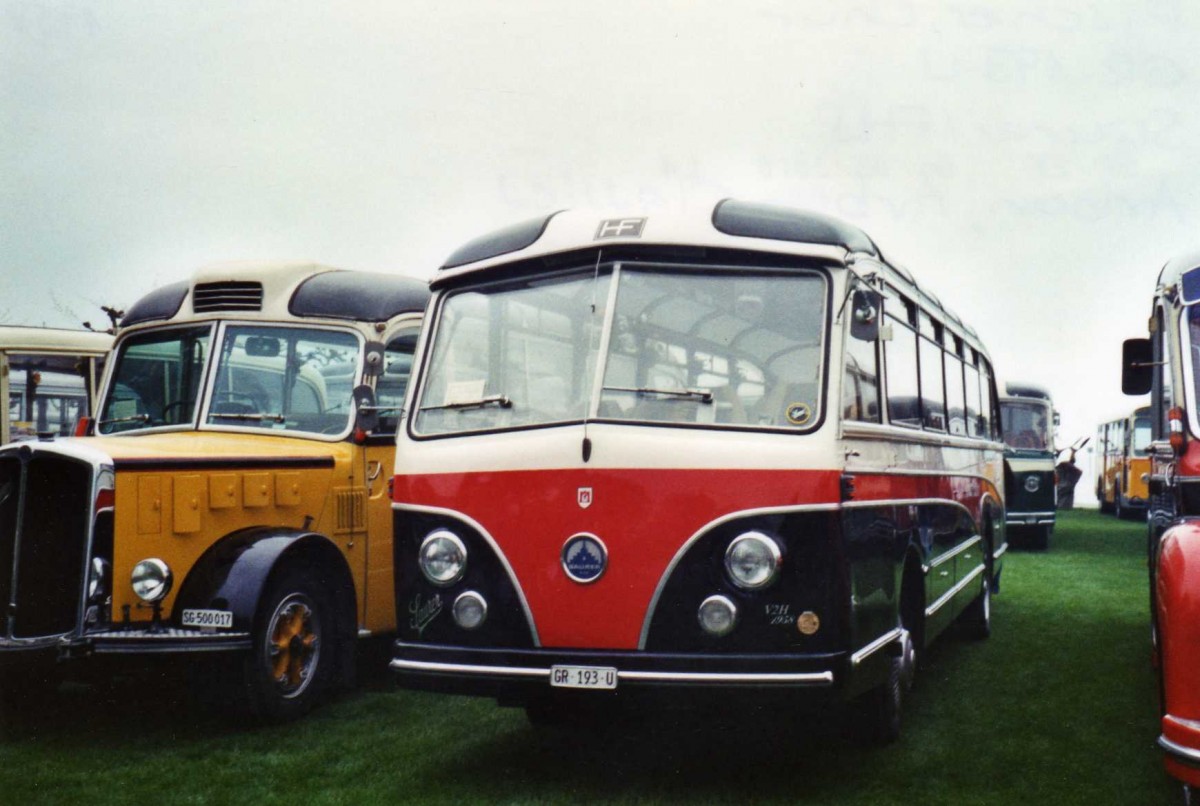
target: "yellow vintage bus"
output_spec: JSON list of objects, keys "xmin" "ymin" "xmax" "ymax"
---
[
  {"xmin": 1, "ymin": 326, "xmax": 111, "ymax": 445},
  {"xmin": 0, "ymin": 262, "xmax": 428, "ymax": 719},
  {"xmin": 1096, "ymin": 406, "xmax": 1151, "ymax": 519}
]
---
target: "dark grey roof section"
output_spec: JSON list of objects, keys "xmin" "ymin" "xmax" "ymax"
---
[
  {"xmin": 121, "ymin": 280, "xmax": 189, "ymax": 326},
  {"xmin": 441, "ymin": 212, "xmax": 561, "ymax": 270},
  {"xmin": 1004, "ymin": 381, "xmax": 1052, "ymax": 401},
  {"xmin": 712, "ymin": 199, "xmax": 880, "ymax": 257},
  {"xmin": 289, "ymin": 271, "xmax": 430, "ymax": 321}
]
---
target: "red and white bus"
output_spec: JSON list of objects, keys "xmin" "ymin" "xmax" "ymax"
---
[{"xmin": 390, "ymin": 200, "xmax": 1005, "ymax": 741}]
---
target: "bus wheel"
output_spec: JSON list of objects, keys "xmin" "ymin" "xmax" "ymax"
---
[
  {"xmin": 241, "ymin": 566, "xmax": 336, "ymax": 721},
  {"xmin": 961, "ymin": 570, "xmax": 992, "ymax": 640},
  {"xmin": 849, "ymin": 653, "xmax": 902, "ymax": 745}
]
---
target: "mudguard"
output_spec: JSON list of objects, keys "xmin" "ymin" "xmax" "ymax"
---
[
  {"xmin": 1156, "ymin": 519, "xmax": 1200, "ymax": 786},
  {"xmin": 174, "ymin": 527, "xmax": 357, "ymax": 638}
]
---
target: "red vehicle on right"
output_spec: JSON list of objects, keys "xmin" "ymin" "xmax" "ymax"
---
[{"xmin": 1123, "ymin": 249, "xmax": 1200, "ymax": 803}]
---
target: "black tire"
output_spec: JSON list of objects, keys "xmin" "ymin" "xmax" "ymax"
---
[
  {"xmin": 848, "ymin": 653, "xmax": 902, "ymax": 745},
  {"xmin": 961, "ymin": 571, "xmax": 992, "ymax": 640},
  {"xmin": 237, "ymin": 566, "xmax": 340, "ymax": 721},
  {"xmin": 1029, "ymin": 525, "xmax": 1051, "ymax": 551},
  {"xmin": 1115, "ymin": 488, "xmax": 1124, "ymax": 520}
]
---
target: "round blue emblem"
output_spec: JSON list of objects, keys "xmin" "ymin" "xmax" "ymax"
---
[{"xmin": 561, "ymin": 533, "xmax": 607, "ymax": 584}]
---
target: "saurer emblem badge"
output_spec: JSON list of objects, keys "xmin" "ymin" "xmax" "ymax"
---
[{"xmin": 577, "ymin": 487, "xmax": 593, "ymax": 509}]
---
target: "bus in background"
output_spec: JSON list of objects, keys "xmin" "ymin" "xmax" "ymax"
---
[
  {"xmin": 390, "ymin": 200, "xmax": 1006, "ymax": 743},
  {"xmin": 1, "ymin": 326, "xmax": 111, "ymax": 445},
  {"xmin": 1095, "ymin": 406, "xmax": 1151, "ymax": 519},
  {"xmin": 0, "ymin": 263, "xmax": 428, "ymax": 720},
  {"xmin": 999, "ymin": 382, "xmax": 1057, "ymax": 549}
]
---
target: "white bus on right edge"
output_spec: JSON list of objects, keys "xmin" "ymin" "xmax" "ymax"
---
[{"xmin": 390, "ymin": 200, "xmax": 1006, "ymax": 745}]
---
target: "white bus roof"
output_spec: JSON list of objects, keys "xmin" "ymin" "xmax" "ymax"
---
[
  {"xmin": 434, "ymin": 199, "xmax": 992, "ymax": 362},
  {"xmin": 120, "ymin": 260, "xmax": 429, "ymax": 329},
  {"xmin": 0, "ymin": 326, "xmax": 112, "ymax": 354}
]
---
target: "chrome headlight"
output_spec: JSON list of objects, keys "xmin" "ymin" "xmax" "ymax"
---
[
  {"xmin": 130, "ymin": 558, "xmax": 173, "ymax": 603},
  {"xmin": 698, "ymin": 594, "xmax": 738, "ymax": 637},
  {"xmin": 87, "ymin": 557, "xmax": 111, "ymax": 603},
  {"xmin": 419, "ymin": 529, "xmax": 467, "ymax": 586},
  {"xmin": 724, "ymin": 531, "xmax": 782, "ymax": 590},
  {"xmin": 452, "ymin": 591, "xmax": 488, "ymax": 630}
]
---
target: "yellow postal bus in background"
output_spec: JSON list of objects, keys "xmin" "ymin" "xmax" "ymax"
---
[
  {"xmin": 0, "ymin": 262, "xmax": 428, "ymax": 719},
  {"xmin": 1, "ymin": 326, "xmax": 111, "ymax": 445},
  {"xmin": 1096, "ymin": 406, "xmax": 1151, "ymax": 519}
]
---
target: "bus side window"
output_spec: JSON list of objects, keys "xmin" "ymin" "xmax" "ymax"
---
[
  {"xmin": 843, "ymin": 318, "xmax": 880, "ymax": 422},
  {"xmin": 376, "ymin": 331, "xmax": 419, "ymax": 434},
  {"xmin": 918, "ymin": 313, "xmax": 946, "ymax": 431},
  {"xmin": 964, "ymin": 361, "xmax": 982, "ymax": 438},
  {"xmin": 979, "ymin": 358, "xmax": 996, "ymax": 439},
  {"xmin": 883, "ymin": 292, "xmax": 921, "ymax": 427},
  {"xmin": 945, "ymin": 352, "xmax": 966, "ymax": 436}
]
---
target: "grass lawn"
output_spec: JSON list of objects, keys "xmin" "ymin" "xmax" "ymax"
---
[{"xmin": 0, "ymin": 509, "xmax": 1178, "ymax": 804}]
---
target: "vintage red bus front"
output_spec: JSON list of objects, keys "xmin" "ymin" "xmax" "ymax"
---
[{"xmin": 392, "ymin": 203, "xmax": 1000, "ymax": 732}]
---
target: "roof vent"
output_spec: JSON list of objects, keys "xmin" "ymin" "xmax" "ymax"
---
[{"xmin": 193, "ymin": 281, "xmax": 263, "ymax": 313}]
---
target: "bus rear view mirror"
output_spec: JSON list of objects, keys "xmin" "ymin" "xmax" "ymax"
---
[
  {"xmin": 850, "ymin": 288, "xmax": 882, "ymax": 342},
  {"xmin": 353, "ymin": 384, "xmax": 379, "ymax": 433},
  {"xmin": 1121, "ymin": 338, "xmax": 1153, "ymax": 395}
]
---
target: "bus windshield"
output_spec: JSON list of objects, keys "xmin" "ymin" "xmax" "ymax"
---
[
  {"xmin": 1131, "ymin": 416, "xmax": 1151, "ymax": 456},
  {"xmin": 98, "ymin": 326, "xmax": 213, "ymax": 433},
  {"xmin": 1000, "ymin": 399, "xmax": 1052, "ymax": 451},
  {"xmin": 414, "ymin": 264, "xmax": 828, "ymax": 436}
]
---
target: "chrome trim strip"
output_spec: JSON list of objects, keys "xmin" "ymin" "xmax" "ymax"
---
[
  {"xmin": 850, "ymin": 627, "xmax": 902, "ymax": 667},
  {"xmin": 994, "ymin": 543, "xmax": 1008, "ymax": 560},
  {"xmin": 392, "ymin": 502, "xmax": 542, "ymax": 647},
  {"xmin": 929, "ymin": 535, "xmax": 982, "ymax": 569},
  {"xmin": 1159, "ymin": 734, "xmax": 1200, "ymax": 766},
  {"xmin": 841, "ymin": 420, "xmax": 1006, "ymax": 452},
  {"xmin": 389, "ymin": 658, "xmax": 834, "ymax": 686},
  {"xmin": 925, "ymin": 563, "xmax": 985, "ymax": 618}
]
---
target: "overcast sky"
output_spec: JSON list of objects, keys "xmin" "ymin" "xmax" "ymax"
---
[{"xmin": 4, "ymin": 1, "xmax": 1199, "ymax": 498}]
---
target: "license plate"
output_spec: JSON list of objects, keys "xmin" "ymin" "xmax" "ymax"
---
[
  {"xmin": 181, "ymin": 609, "xmax": 233, "ymax": 629},
  {"xmin": 550, "ymin": 665, "xmax": 618, "ymax": 690}
]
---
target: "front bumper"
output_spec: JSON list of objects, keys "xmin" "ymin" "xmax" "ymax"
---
[
  {"xmin": 1005, "ymin": 511, "xmax": 1056, "ymax": 527},
  {"xmin": 392, "ymin": 642, "xmax": 841, "ymax": 701},
  {"xmin": 1160, "ymin": 714, "xmax": 1200, "ymax": 786},
  {"xmin": 0, "ymin": 628, "xmax": 251, "ymax": 661}
]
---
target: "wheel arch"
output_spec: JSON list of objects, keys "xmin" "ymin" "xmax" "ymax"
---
[{"xmin": 174, "ymin": 527, "xmax": 358, "ymax": 640}]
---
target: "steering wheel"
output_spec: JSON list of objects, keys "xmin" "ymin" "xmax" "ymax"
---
[{"xmin": 160, "ymin": 398, "xmax": 194, "ymax": 422}]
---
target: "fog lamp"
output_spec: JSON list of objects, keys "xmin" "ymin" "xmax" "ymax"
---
[
  {"xmin": 724, "ymin": 531, "xmax": 782, "ymax": 590},
  {"xmin": 698, "ymin": 594, "xmax": 738, "ymax": 637},
  {"xmin": 130, "ymin": 558, "xmax": 173, "ymax": 603},
  {"xmin": 419, "ymin": 529, "xmax": 467, "ymax": 586},
  {"xmin": 452, "ymin": 591, "xmax": 488, "ymax": 630}
]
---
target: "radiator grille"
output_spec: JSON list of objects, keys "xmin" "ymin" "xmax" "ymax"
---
[
  {"xmin": 193, "ymin": 281, "xmax": 263, "ymax": 313},
  {"xmin": 0, "ymin": 451, "xmax": 91, "ymax": 638}
]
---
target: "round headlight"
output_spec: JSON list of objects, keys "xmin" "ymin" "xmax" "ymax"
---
[
  {"xmin": 419, "ymin": 530, "xmax": 467, "ymax": 586},
  {"xmin": 452, "ymin": 591, "xmax": 488, "ymax": 630},
  {"xmin": 130, "ymin": 558, "xmax": 173, "ymax": 603},
  {"xmin": 724, "ymin": 531, "xmax": 782, "ymax": 590},
  {"xmin": 698, "ymin": 594, "xmax": 738, "ymax": 637},
  {"xmin": 87, "ymin": 557, "xmax": 111, "ymax": 602},
  {"xmin": 1024, "ymin": 475, "xmax": 1040, "ymax": 493}
]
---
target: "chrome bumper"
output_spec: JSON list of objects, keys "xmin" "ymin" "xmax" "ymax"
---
[{"xmin": 390, "ymin": 657, "xmax": 835, "ymax": 686}]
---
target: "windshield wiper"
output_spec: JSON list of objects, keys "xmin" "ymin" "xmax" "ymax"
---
[
  {"xmin": 96, "ymin": 413, "xmax": 151, "ymax": 427},
  {"xmin": 602, "ymin": 386, "xmax": 713, "ymax": 404},
  {"xmin": 420, "ymin": 395, "xmax": 513, "ymax": 413},
  {"xmin": 209, "ymin": 412, "xmax": 287, "ymax": 423}
]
